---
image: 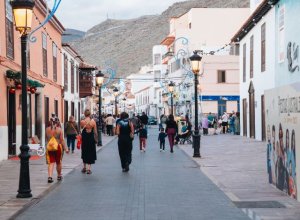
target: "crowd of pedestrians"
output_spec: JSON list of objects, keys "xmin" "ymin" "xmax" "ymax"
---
[{"xmin": 44, "ymin": 110, "xmax": 241, "ymax": 181}]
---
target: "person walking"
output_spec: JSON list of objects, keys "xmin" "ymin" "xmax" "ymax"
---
[
  {"xmin": 165, "ymin": 114, "xmax": 178, "ymax": 153},
  {"xmin": 105, "ymin": 114, "xmax": 115, "ymax": 136},
  {"xmin": 116, "ymin": 112, "xmax": 134, "ymax": 172},
  {"xmin": 65, "ymin": 115, "xmax": 79, "ymax": 153},
  {"xmin": 130, "ymin": 113, "xmax": 140, "ymax": 134},
  {"xmin": 138, "ymin": 124, "xmax": 147, "ymax": 152},
  {"xmin": 201, "ymin": 115, "xmax": 209, "ymax": 135},
  {"xmin": 158, "ymin": 128, "xmax": 167, "ymax": 152},
  {"xmin": 80, "ymin": 109, "xmax": 98, "ymax": 174},
  {"xmin": 140, "ymin": 112, "xmax": 149, "ymax": 126},
  {"xmin": 221, "ymin": 112, "xmax": 229, "ymax": 134},
  {"xmin": 207, "ymin": 112, "xmax": 215, "ymax": 128},
  {"xmin": 46, "ymin": 118, "xmax": 69, "ymax": 183}
]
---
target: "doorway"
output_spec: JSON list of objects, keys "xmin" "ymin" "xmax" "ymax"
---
[
  {"xmin": 7, "ymin": 88, "xmax": 16, "ymax": 156},
  {"xmin": 242, "ymin": 98, "xmax": 247, "ymax": 137},
  {"xmin": 35, "ymin": 94, "xmax": 42, "ymax": 141},
  {"xmin": 248, "ymin": 81, "xmax": 255, "ymax": 139},
  {"xmin": 261, "ymin": 95, "xmax": 266, "ymax": 141},
  {"xmin": 218, "ymin": 100, "xmax": 226, "ymax": 117}
]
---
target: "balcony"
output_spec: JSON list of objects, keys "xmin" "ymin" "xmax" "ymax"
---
[{"xmin": 162, "ymin": 51, "xmax": 174, "ymax": 64}]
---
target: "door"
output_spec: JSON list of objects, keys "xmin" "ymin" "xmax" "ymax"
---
[
  {"xmin": 8, "ymin": 89, "xmax": 16, "ymax": 156},
  {"xmin": 44, "ymin": 96, "xmax": 49, "ymax": 126},
  {"xmin": 35, "ymin": 94, "xmax": 42, "ymax": 140},
  {"xmin": 218, "ymin": 100, "xmax": 226, "ymax": 117},
  {"xmin": 261, "ymin": 95, "xmax": 266, "ymax": 141},
  {"xmin": 243, "ymin": 98, "xmax": 247, "ymax": 137},
  {"xmin": 64, "ymin": 100, "xmax": 68, "ymax": 123},
  {"xmin": 249, "ymin": 82, "xmax": 255, "ymax": 139}
]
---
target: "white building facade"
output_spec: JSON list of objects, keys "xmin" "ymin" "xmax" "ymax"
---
[
  {"xmin": 232, "ymin": 2, "xmax": 276, "ymax": 141},
  {"xmin": 62, "ymin": 44, "xmax": 82, "ymax": 124}
]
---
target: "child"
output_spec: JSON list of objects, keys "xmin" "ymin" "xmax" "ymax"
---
[
  {"xmin": 139, "ymin": 124, "xmax": 147, "ymax": 152},
  {"xmin": 158, "ymin": 128, "xmax": 167, "ymax": 152}
]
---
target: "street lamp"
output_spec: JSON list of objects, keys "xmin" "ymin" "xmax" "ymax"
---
[
  {"xmin": 189, "ymin": 51, "xmax": 202, "ymax": 158},
  {"xmin": 113, "ymin": 87, "xmax": 119, "ymax": 115},
  {"xmin": 11, "ymin": 0, "xmax": 35, "ymax": 198},
  {"xmin": 168, "ymin": 81, "xmax": 175, "ymax": 115},
  {"xmin": 95, "ymin": 71, "xmax": 104, "ymax": 146}
]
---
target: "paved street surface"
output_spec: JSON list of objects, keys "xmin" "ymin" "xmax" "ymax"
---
[
  {"xmin": 15, "ymin": 127, "xmax": 248, "ymax": 220},
  {"xmin": 0, "ymin": 135, "xmax": 115, "ymax": 220},
  {"xmin": 179, "ymin": 133, "xmax": 300, "ymax": 220}
]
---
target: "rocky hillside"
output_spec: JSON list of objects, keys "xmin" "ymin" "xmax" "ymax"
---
[{"xmin": 69, "ymin": 0, "xmax": 249, "ymax": 77}]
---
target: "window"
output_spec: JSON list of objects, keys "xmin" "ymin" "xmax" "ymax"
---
[
  {"xmin": 261, "ymin": 23, "xmax": 266, "ymax": 72},
  {"xmin": 243, "ymin": 43, "xmax": 246, "ymax": 82},
  {"xmin": 250, "ymin": 36, "xmax": 254, "ymax": 78},
  {"xmin": 217, "ymin": 70, "xmax": 226, "ymax": 83},
  {"xmin": 154, "ymin": 54, "xmax": 161, "ymax": 65},
  {"xmin": 278, "ymin": 6, "xmax": 285, "ymax": 63},
  {"xmin": 5, "ymin": 0, "xmax": 14, "ymax": 59},
  {"xmin": 171, "ymin": 60, "xmax": 180, "ymax": 73},
  {"xmin": 154, "ymin": 70, "xmax": 161, "ymax": 82},
  {"xmin": 70, "ymin": 60, "xmax": 75, "ymax": 93},
  {"xmin": 52, "ymin": 43, "xmax": 57, "ymax": 82},
  {"xmin": 27, "ymin": 48, "xmax": 30, "ymax": 69},
  {"xmin": 71, "ymin": 102, "xmax": 75, "ymax": 117},
  {"xmin": 64, "ymin": 54, "xmax": 68, "ymax": 91},
  {"xmin": 42, "ymin": 33, "xmax": 48, "ymax": 76},
  {"xmin": 76, "ymin": 65, "xmax": 79, "ymax": 93}
]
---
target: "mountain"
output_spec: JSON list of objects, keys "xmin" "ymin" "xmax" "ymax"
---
[
  {"xmin": 69, "ymin": 0, "xmax": 249, "ymax": 77},
  {"xmin": 62, "ymin": 29, "xmax": 85, "ymax": 43}
]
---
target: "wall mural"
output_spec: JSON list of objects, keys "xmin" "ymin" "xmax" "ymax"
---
[
  {"xmin": 287, "ymin": 42, "xmax": 299, "ymax": 73},
  {"xmin": 265, "ymin": 82, "xmax": 300, "ymax": 200}
]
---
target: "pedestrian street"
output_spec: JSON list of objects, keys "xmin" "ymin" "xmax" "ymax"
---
[{"xmin": 16, "ymin": 126, "xmax": 248, "ymax": 220}]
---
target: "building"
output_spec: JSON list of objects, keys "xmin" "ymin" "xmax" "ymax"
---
[
  {"xmin": 160, "ymin": 8, "xmax": 250, "ymax": 120},
  {"xmin": 62, "ymin": 44, "xmax": 83, "ymax": 126},
  {"xmin": 232, "ymin": 0, "xmax": 300, "ymax": 201},
  {"xmin": 0, "ymin": 0, "xmax": 64, "ymax": 160},
  {"xmin": 232, "ymin": 1, "xmax": 276, "ymax": 141}
]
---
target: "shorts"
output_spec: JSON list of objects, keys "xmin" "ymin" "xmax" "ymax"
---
[
  {"xmin": 46, "ymin": 144, "xmax": 63, "ymax": 164},
  {"xmin": 222, "ymin": 122, "xmax": 228, "ymax": 127}
]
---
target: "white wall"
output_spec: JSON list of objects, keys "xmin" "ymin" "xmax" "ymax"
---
[{"xmin": 239, "ymin": 8, "xmax": 276, "ymax": 140}]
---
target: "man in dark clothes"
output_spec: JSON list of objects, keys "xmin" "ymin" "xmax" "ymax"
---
[{"xmin": 140, "ymin": 112, "xmax": 149, "ymax": 126}]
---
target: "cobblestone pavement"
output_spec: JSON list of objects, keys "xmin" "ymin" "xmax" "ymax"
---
[
  {"xmin": 0, "ymin": 135, "xmax": 115, "ymax": 220},
  {"xmin": 179, "ymin": 133, "xmax": 300, "ymax": 220},
  {"xmin": 14, "ymin": 127, "xmax": 248, "ymax": 220}
]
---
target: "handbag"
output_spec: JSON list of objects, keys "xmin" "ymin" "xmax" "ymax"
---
[
  {"xmin": 76, "ymin": 134, "xmax": 82, "ymax": 149},
  {"xmin": 47, "ymin": 136, "xmax": 58, "ymax": 151}
]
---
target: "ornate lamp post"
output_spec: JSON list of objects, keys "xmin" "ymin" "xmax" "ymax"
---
[
  {"xmin": 113, "ymin": 87, "xmax": 119, "ymax": 116},
  {"xmin": 189, "ymin": 51, "xmax": 202, "ymax": 158},
  {"xmin": 10, "ymin": 0, "xmax": 35, "ymax": 198},
  {"xmin": 95, "ymin": 71, "xmax": 104, "ymax": 146},
  {"xmin": 168, "ymin": 81, "xmax": 175, "ymax": 115}
]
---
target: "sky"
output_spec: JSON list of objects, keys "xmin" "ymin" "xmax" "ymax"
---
[{"xmin": 55, "ymin": 0, "xmax": 186, "ymax": 31}]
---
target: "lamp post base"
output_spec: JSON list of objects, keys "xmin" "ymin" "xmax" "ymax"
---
[
  {"xmin": 17, "ymin": 144, "xmax": 32, "ymax": 198},
  {"xmin": 192, "ymin": 132, "xmax": 201, "ymax": 158}
]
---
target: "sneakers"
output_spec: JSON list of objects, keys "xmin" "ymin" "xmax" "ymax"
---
[{"xmin": 160, "ymin": 149, "xmax": 162, "ymax": 152}]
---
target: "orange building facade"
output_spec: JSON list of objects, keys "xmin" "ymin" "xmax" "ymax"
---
[{"xmin": 0, "ymin": 0, "xmax": 65, "ymax": 160}]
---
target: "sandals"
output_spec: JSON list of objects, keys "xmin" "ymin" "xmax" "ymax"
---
[
  {"xmin": 57, "ymin": 176, "xmax": 63, "ymax": 181},
  {"xmin": 48, "ymin": 177, "xmax": 53, "ymax": 183},
  {"xmin": 86, "ymin": 170, "xmax": 92, "ymax": 175},
  {"xmin": 81, "ymin": 168, "xmax": 86, "ymax": 173}
]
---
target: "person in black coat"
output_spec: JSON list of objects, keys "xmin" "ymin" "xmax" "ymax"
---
[{"xmin": 158, "ymin": 128, "xmax": 168, "ymax": 152}]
